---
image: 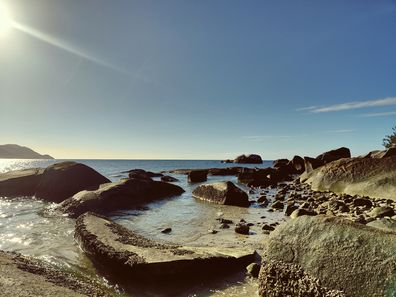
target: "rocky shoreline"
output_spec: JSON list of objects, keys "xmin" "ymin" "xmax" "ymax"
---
[{"xmin": 0, "ymin": 146, "xmax": 396, "ymax": 296}]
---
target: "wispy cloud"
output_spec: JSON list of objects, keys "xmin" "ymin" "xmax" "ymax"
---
[
  {"xmin": 242, "ymin": 135, "xmax": 296, "ymax": 140},
  {"xmin": 359, "ymin": 111, "xmax": 396, "ymax": 117},
  {"xmin": 298, "ymin": 97, "xmax": 396, "ymax": 113},
  {"xmin": 325, "ymin": 129, "xmax": 355, "ymax": 133},
  {"xmin": 295, "ymin": 106, "xmax": 318, "ymax": 112},
  {"xmin": 243, "ymin": 130, "xmax": 355, "ymax": 141}
]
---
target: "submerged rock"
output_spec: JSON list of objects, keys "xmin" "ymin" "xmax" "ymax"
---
[
  {"xmin": 35, "ymin": 162, "xmax": 110, "ymax": 203},
  {"xmin": 0, "ymin": 250, "xmax": 111, "ymax": 297},
  {"xmin": 0, "ymin": 168, "xmax": 44, "ymax": 197},
  {"xmin": 301, "ymin": 156, "xmax": 396, "ymax": 200},
  {"xmin": 74, "ymin": 212, "xmax": 255, "ymax": 280},
  {"xmin": 59, "ymin": 178, "xmax": 184, "ymax": 218},
  {"xmin": 264, "ymin": 215, "xmax": 396, "ymax": 297},
  {"xmin": 192, "ymin": 181, "xmax": 249, "ymax": 207}
]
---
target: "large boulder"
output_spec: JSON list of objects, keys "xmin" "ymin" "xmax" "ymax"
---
[
  {"xmin": 35, "ymin": 162, "xmax": 110, "ymax": 203},
  {"xmin": 188, "ymin": 170, "xmax": 208, "ymax": 183},
  {"xmin": 59, "ymin": 178, "xmax": 184, "ymax": 218},
  {"xmin": 192, "ymin": 181, "xmax": 249, "ymax": 207},
  {"xmin": 264, "ymin": 215, "xmax": 396, "ymax": 297},
  {"xmin": 0, "ymin": 168, "xmax": 44, "ymax": 197},
  {"xmin": 234, "ymin": 154, "xmax": 263, "ymax": 164},
  {"xmin": 0, "ymin": 250, "xmax": 112, "ymax": 296},
  {"xmin": 316, "ymin": 147, "xmax": 351, "ymax": 164},
  {"xmin": 301, "ymin": 156, "xmax": 396, "ymax": 200},
  {"xmin": 258, "ymin": 260, "xmax": 345, "ymax": 297},
  {"xmin": 75, "ymin": 212, "xmax": 255, "ymax": 280}
]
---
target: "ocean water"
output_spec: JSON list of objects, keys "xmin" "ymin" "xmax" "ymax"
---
[{"xmin": 0, "ymin": 159, "xmax": 282, "ymax": 297}]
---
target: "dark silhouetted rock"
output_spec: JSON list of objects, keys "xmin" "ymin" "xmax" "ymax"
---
[
  {"xmin": 273, "ymin": 159, "xmax": 289, "ymax": 168},
  {"xmin": 161, "ymin": 228, "xmax": 172, "ymax": 234},
  {"xmin": 264, "ymin": 215, "xmax": 396, "ymax": 297},
  {"xmin": 303, "ymin": 157, "xmax": 324, "ymax": 173},
  {"xmin": 316, "ymin": 147, "xmax": 351, "ymax": 164},
  {"xmin": 74, "ymin": 212, "xmax": 255, "ymax": 280},
  {"xmin": 234, "ymin": 154, "xmax": 263, "ymax": 164},
  {"xmin": 235, "ymin": 223, "xmax": 250, "ymax": 234},
  {"xmin": 188, "ymin": 170, "xmax": 208, "ymax": 183},
  {"xmin": 208, "ymin": 167, "xmax": 243, "ymax": 176},
  {"xmin": 238, "ymin": 168, "xmax": 273, "ymax": 187},
  {"xmin": 35, "ymin": 162, "xmax": 110, "ymax": 203},
  {"xmin": 289, "ymin": 155, "xmax": 305, "ymax": 174},
  {"xmin": 59, "ymin": 178, "xmax": 184, "ymax": 218},
  {"xmin": 0, "ymin": 168, "xmax": 44, "ymax": 197},
  {"xmin": 192, "ymin": 181, "xmax": 249, "ymax": 207}
]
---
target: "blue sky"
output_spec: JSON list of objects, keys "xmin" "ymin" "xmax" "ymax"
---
[{"xmin": 0, "ymin": 0, "xmax": 395, "ymax": 159}]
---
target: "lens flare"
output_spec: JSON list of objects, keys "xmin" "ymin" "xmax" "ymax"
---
[{"xmin": 0, "ymin": 3, "xmax": 13, "ymax": 36}]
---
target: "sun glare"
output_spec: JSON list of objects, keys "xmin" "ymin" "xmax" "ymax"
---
[{"xmin": 0, "ymin": 3, "xmax": 13, "ymax": 36}]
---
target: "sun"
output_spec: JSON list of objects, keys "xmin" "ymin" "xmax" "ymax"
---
[{"xmin": 0, "ymin": 3, "xmax": 13, "ymax": 36}]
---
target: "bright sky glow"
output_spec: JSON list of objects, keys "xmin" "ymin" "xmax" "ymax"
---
[
  {"xmin": 0, "ymin": 0, "xmax": 395, "ymax": 159},
  {"xmin": 0, "ymin": 3, "xmax": 12, "ymax": 36}
]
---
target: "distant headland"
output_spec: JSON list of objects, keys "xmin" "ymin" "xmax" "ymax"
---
[{"xmin": 0, "ymin": 144, "xmax": 53, "ymax": 159}]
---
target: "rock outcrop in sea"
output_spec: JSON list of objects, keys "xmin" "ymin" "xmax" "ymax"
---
[
  {"xmin": 75, "ymin": 212, "xmax": 255, "ymax": 280},
  {"xmin": 59, "ymin": 177, "xmax": 184, "ymax": 218}
]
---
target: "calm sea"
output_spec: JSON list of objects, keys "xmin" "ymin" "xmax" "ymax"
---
[{"xmin": 0, "ymin": 159, "xmax": 277, "ymax": 297}]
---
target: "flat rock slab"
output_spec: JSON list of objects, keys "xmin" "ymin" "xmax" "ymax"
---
[
  {"xmin": 0, "ymin": 251, "xmax": 111, "ymax": 297},
  {"xmin": 301, "ymin": 156, "xmax": 396, "ymax": 200},
  {"xmin": 264, "ymin": 215, "xmax": 396, "ymax": 297},
  {"xmin": 59, "ymin": 178, "xmax": 184, "ymax": 218},
  {"xmin": 192, "ymin": 181, "xmax": 249, "ymax": 207},
  {"xmin": 75, "ymin": 212, "xmax": 255, "ymax": 280},
  {"xmin": 0, "ymin": 168, "xmax": 44, "ymax": 197}
]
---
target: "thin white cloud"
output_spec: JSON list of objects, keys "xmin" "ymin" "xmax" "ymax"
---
[
  {"xmin": 243, "ymin": 130, "xmax": 355, "ymax": 141},
  {"xmin": 295, "ymin": 106, "xmax": 318, "ymax": 111},
  {"xmin": 242, "ymin": 135, "xmax": 296, "ymax": 140},
  {"xmin": 359, "ymin": 111, "xmax": 396, "ymax": 117},
  {"xmin": 325, "ymin": 129, "xmax": 355, "ymax": 133},
  {"xmin": 298, "ymin": 97, "xmax": 396, "ymax": 113}
]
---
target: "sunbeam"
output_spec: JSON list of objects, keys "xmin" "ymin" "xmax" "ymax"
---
[{"xmin": 11, "ymin": 20, "xmax": 129, "ymax": 75}]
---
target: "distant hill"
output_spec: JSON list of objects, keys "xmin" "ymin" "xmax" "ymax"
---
[{"xmin": 0, "ymin": 144, "xmax": 54, "ymax": 159}]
